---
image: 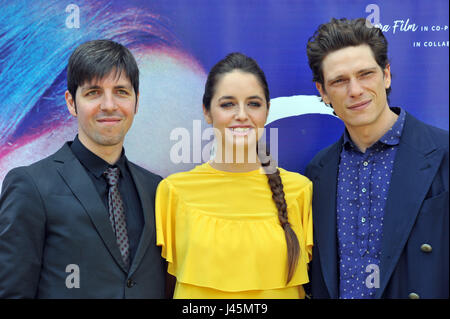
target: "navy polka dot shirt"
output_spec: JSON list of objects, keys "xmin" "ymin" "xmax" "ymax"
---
[{"xmin": 337, "ymin": 107, "xmax": 406, "ymax": 299}]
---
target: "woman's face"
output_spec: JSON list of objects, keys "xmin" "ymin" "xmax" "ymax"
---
[{"xmin": 203, "ymin": 70, "xmax": 269, "ymax": 162}]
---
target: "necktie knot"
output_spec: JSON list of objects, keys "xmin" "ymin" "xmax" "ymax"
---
[{"xmin": 104, "ymin": 167, "xmax": 120, "ymax": 187}]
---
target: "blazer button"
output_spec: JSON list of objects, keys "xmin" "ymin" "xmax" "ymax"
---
[
  {"xmin": 408, "ymin": 292, "xmax": 420, "ymax": 299},
  {"xmin": 127, "ymin": 279, "xmax": 135, "ymax": 288},
  {"xmin": 420, "ymin": 244, "xmax": 432, "ymax": 253}
]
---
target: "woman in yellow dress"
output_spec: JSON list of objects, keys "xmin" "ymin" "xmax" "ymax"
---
[{"xmin": 155, "ymin": 52, "xmax": 313, "ymax": 299}]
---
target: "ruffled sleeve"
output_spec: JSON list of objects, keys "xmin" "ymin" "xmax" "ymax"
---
[
  {"xmin": 154, "ymin": 179, "xmax": 177, "ymax": 272},
  {"xmin": 155, "ymin": 170, "xmax": 313, "ymax": 292}
]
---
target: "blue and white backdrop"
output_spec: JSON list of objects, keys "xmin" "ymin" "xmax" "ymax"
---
[{"xmin": 0, "ymin": 0, "xmax": 448, "ymax": 188}]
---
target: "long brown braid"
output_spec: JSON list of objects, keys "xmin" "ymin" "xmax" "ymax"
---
[
  {"xmin": 202, "ymin": 52, "xmax": 300, "ymax": 283},
  {"xmin": 259, "ymin": 146, "xmax": 300, "ymax": 284}
]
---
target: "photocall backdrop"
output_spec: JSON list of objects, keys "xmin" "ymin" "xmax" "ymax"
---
[{"xmin": 0, "ymin": 0, "xmax": 448, "ymax": 189}]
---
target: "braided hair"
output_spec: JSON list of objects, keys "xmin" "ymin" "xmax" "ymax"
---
[
  {"xmin": 203, "ymin": 52, "xmax": 300, "ymax": 283},
  {"xmin": 259, "ymin": 145, "xmax": 300, "ymax": 283}
]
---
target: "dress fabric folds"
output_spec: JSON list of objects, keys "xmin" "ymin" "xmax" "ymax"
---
[{"xmin": 155, "ymin": 163, "xmax": 313, "ymax": 299}]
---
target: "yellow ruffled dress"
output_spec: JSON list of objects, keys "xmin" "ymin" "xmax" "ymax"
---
[{"xmin": 155, "ymin": 162, "xmax": 313, "ymax": 299}]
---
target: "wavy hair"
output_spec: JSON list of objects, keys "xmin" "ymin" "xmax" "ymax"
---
[{"xmin": 306, "ymin": 18, "xmax": 391, "ymax": 100}]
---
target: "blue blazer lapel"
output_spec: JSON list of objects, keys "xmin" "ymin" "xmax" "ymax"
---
[
  {"xmin": 54, "ymin": 144, "xmax": 129, "ymax": 273},
  {"xmin": 376, "ymin": 113, "xmax": 446, "ymax": 298},
  {"xmin": 127, "ymin": 163, "xmax": 157, "ymax": 276},
  {"xmin": 310, "ymin": 141, "xmax": 342, "ymax": 299}
]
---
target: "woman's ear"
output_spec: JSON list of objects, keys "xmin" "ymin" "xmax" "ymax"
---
[
  {"xmin": 134, "ymin": 92, "xmax": 139, "ymax": 114},
  {"xmin": 203, "ymin": 104, "xmax": 212, "ymax": 124}
]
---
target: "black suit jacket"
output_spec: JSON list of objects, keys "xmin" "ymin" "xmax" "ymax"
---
[
  {"xmin": 305, "ymin": 112, "xmax": 449, "ymax": 299},
  {"xmin": 0, "ymin": 143, "xmax": 166, "ymax": 298}
]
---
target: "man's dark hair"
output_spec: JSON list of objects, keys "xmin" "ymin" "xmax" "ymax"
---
[
  {"xmin": 306, "ymin": 17, "xmax": 391, "ymax": 97},
  {"xmin": 67, "ymin": 39, "xmax": 139, "ymax": 104}
]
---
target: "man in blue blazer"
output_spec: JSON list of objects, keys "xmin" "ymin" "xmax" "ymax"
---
[
  {"xmin": 304, "ymin": 18, "xmax": 449, "ymax": 299},
  {"xmin": 0, "ymin": 40, "xmax": 166, "ymax": 298}
]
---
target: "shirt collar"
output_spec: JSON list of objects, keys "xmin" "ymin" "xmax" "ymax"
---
[
  {"xmin": 70, "ymin": 135, "xmax": 127, "ymax": 178},
  {"xmin": 343, "ymin": 107, "xmax": 406, "ymax": 150},
  {"xmin": 378, "ymin": 107, "xmax": 405, "ymax": 146}
]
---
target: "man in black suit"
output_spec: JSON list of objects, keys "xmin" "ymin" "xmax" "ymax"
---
[{"xmin": 0, "ymin": 40, "xmax": 166, "ymax": 298}]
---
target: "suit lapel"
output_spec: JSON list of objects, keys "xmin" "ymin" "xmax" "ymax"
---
[
  {"xmin": 54, "ymin": 144, "xmax": 129, "ymax": 273},
  {"xmin": 312, "ymin": 142, "xmax": 341, "ymax": 299},
  {"xmin": 376, "ymin": 114, "xmax": 445, "ymax": 298},
  {"xmin": 127, "ymin": 163, "xmax": 156, "ymax": 276}
]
